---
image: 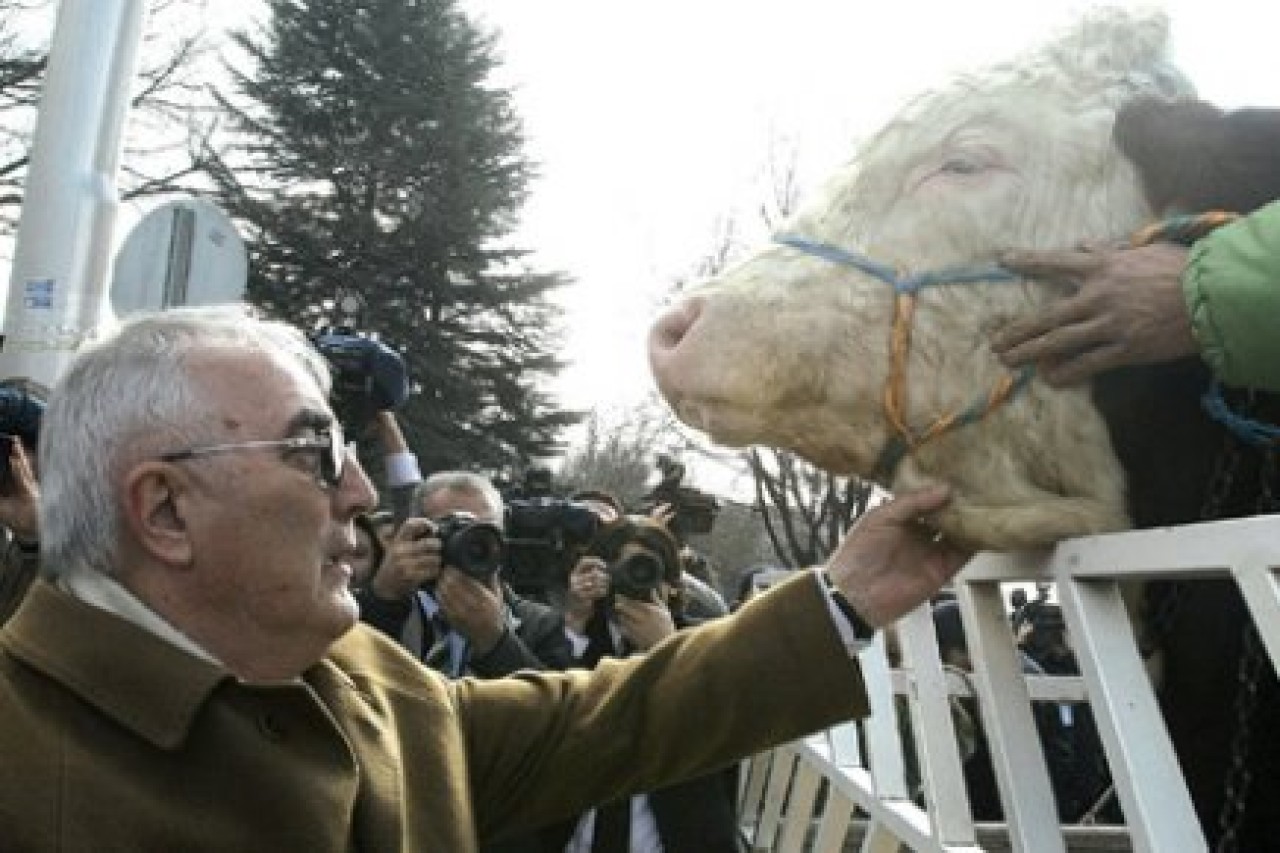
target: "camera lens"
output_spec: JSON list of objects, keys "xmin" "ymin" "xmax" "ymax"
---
[
  {"xmin": 450, "ymin": 526, "xmax": 504, "ymax": 575},
  {"xmin": 610, "ymin": 552, "xmax": 664, "ymax": 600},
  {"xmin": 436, "ymin": 514, "xmax": 506, "ymax": 581}
]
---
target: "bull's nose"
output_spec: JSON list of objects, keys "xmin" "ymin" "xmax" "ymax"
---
[{"xmin": 649, "ymin": 296, "xmax": 704, "ymax": 363}]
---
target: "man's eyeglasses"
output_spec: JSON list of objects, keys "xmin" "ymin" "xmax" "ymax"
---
[{"xmin": 159, "ymin": 426, "xmax": 349, "ymax": 489}]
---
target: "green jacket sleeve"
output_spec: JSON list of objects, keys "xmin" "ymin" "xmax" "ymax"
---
[{"xmin": 1183, "ymin": 200, "xmax": 1280, "ymax": 392}]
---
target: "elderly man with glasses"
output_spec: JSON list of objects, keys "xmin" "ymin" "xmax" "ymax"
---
[{"xmin": 0, "ymin": 305, "xmax": 967, "ymax": 851}]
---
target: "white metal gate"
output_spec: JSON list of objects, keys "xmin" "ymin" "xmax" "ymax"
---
[{"xmin": 739, "ymin": 514, "xmax": 1280, "ymax": 852}]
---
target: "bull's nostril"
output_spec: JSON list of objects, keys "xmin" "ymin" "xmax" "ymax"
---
[{"xmin": 651, "ymin": 297, "xmax": 703, "ymax": 353}]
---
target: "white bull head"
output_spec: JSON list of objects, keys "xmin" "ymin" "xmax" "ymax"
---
[{"xmin": 649, "ymin": 8, "xmax": 1194, "ymax": 550}]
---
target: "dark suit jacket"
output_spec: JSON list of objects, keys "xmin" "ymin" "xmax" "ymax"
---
[
  {"xmin": 541, "ymin": 608, "xmax": 743, "ymax": 852},
  {"xmin": 0, "ymin": 572, "xmax": 865, "ymax": 851},
  {"xmin": 357, "ymin": 584, "xmax": 574, "ymax": 675},
  {"xmin": 471, "ymin": 589, "xmax": 574, "ymax": 676}
]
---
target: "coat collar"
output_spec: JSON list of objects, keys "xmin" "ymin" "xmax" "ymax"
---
[{"xmin": 2, "ymin": 581, "xmax": 231, "ymax": 750}]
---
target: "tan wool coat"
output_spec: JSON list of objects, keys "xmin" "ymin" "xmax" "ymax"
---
[{"xmin": 0, "ymin": 572, "xmax": 867, "ymax": 852}]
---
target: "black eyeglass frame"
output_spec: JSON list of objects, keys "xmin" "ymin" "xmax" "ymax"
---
[{"xmin": 159, "ymin": 427, "xmax": 348, "ymax": 489}]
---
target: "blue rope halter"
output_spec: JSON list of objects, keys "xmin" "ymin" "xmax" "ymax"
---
[
  {"xmin": 775, "ymin": 234, "xmax": 1021, "ymax": 293},
  {"xmin": 774, "ymin": 234, "xmax": 1034, "ymax": 480}
]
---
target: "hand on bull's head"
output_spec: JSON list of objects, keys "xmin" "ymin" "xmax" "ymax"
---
[
  {"xmin": 991, "ymin": 241, "xmax": 1195, "ymax": 385},
  {"xmin": 825, "ymin": 485, "xmax": 971, "ymax": 628},
  {"xmin": 992, "ymin": 94, "xmax": 1280, "ymax": 386}
]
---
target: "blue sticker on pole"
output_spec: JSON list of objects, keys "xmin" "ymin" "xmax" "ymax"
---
[{"xmin": 24, "ymin": 278, "xmax": 54, "ymax": 310}]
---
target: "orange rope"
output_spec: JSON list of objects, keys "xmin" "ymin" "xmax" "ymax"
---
[
  {"xmin": 882, "ymin": 292, "xmax": 917, "ymax": 440},
  {"xmin": 881, "ymin": 290, "xmax": 1029, "ymax": 459},
  {"xmin": 1130, "ymin": 211, "xmax": 1238, "ymax": 247}
]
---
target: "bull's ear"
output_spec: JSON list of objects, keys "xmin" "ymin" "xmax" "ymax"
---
[
  {"xmin": 1114, "ymin": 96, "xmax": 1224, "ymax": 215},
  {"xmin": 1116, "ymin": 97, "xmax": 1280, "ymax": 216},
  {"xmin": 1211, "ymin": 108, "xmax": 1280, "ymax": 214}
]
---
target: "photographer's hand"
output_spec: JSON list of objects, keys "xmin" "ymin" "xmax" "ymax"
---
[
  {"xmin": 825, "ymin": 485, "xmax": 970, "ymax": 628},
  {"xmin": 648, "ymin": 502, "xmax": 677, "ymax": 530},
  {"xmin": 615, "ymin": 592, "xmax": 676, "ymax": 651},
  {"xmin": 435, "ymin": 571, "xmax": 505, "ymax": 654},
  {"xmin": 371, "ymin": 518, "xmax": 440, "ymax": 601},
  {"xmin": 370, "ymin": 409, "xmax": 409, "ymax": 453},
  {"xmin": 0, "ymin": 441, "xmax": 39, "ymax": 542}
]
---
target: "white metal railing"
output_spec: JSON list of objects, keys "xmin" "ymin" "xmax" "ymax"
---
[{"xmin": 739, "ymin": 514, "xmax": 1280, "ymax": 852}]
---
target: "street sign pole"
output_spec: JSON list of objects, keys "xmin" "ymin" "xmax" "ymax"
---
[{"xmin": 0, "ymin": 0, "xmax": 148, "ymax": 387}]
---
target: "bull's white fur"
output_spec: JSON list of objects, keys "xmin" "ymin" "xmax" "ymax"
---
[{"xmin": 651, "ymin": 9, "xmax": 1195, "ymax": 550}]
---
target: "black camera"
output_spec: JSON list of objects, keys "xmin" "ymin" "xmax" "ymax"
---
[
  {"xmin": 0, "ymin": 381, "xmax": 45, "ymax": 487},
  {"xmin": 311, "ymin": 327, "xmax": 409, "ymax": 429},
  {"xmin": 506, "ymin": 497, "xmax": 600, "ymax": 545},
  {"xmin": 501, "ymin": 497, "xmax": 602, "ymax": 594},
  {"xmin": 609, "ymin": 552, "xmax": 665, "ymax": 601},
  {"xmin": 432, "ymin": 512, "xmax": 506, "ymax": 581}
]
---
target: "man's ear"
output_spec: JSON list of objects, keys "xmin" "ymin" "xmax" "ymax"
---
[{"xmin": 122, "ymin": 462, "xmax": 195, "ymax": 566}]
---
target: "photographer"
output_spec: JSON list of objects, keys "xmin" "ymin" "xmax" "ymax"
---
[
  {"xmin": 0, "ymin": 382, "xmax": 45, "ymax": 623},
  {"xmin": 550, "ymin": 516, "xmax": 741, "ymax": 852},
  {"xmin": 358, "ymin": 471, "xmax": 573, "ymax": 679}
]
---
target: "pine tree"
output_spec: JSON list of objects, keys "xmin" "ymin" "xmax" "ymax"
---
[{"xmin": 211, "ymin": 0, "xmax": 580, "ymax": 475}]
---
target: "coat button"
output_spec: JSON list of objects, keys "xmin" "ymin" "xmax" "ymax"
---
[{"xmin": 258, "ymin": 712, "xmax": 287, "ymax": 741}]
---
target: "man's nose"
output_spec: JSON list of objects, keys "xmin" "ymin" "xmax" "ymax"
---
[{"xmin": 335, "ymin": 450, "xmax": 378, "ymax": 517}]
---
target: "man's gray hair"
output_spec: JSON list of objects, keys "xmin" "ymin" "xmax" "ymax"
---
[
  {"xmin": 414, "ymin": 471, "xmax": 504, "ymax": 522},
  {"xmin": 39, "ymin": 305, "xmax": 330, "ymax": 577}
]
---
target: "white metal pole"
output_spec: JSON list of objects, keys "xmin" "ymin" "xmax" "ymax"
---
[{"xmin": 0, "ymin": 0, "xmax": 148, "ymax": 387}]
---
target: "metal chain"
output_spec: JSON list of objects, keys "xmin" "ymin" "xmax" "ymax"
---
[
  {"xmin": 1141, "ymin": 433, "xmax": 1239, "ymax": 655},
  {"xmin": 1214, "ymin": 443, "xmax": 1279, "ymax": 852},
  {"xmin": 1216, "ymin": 620, "xmax": 1267, "ymax": 852},
  {"xmin": 1257, "ymin": 431, "xmax": 1278, "ymax": 511}
]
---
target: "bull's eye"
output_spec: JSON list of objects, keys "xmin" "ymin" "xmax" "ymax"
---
[{"xmin": 940, "ymin": 157, "xmax": 983, "ymax": 175}]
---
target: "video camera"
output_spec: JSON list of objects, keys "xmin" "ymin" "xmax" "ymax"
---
[
  {"xmin": 311, "ymin": 327, "xmax": 409, "ymax": 430},
  {"xmin": 0, "ymin": 381, "xmax": 45, "ymax": 487},
  {"xmin": 501, "ymin": 496, "xmax": 601, "ymax": 594}
]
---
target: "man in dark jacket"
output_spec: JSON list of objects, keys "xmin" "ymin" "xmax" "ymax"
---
[
  {"xmin": 359, "ymin": 471, "xmax": 573, "ymax": 853},
  {"xmin": 357, "ymin": 470, "xmax": 573, "ymax": 677},
  {"xmin": 551, "ymin": 515, "xmax": 741, "ymax": 852}
]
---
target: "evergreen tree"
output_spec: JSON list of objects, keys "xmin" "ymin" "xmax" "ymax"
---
[{"xmin": 210, "ymin": 0, "xmax": 579, "ymax": 475}]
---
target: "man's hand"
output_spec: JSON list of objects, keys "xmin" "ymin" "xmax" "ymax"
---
[
  {"xmin": 370, "ymin": 410, "xmax": 409, "ymax": 452},
  {"xmin": 992, "ymin": 243, "xmax": 1196, "ymax": 385},
  {"xmin": 826, "ymin": 486, "xmax": 970, "ymax": 628},
  {"xmin": 435, "ymin": 570, "xmax": 506, "ymax": 654},
  {"xmin": 370, "ymin": 517, "xmax": 440, "ymax": 601},
  {"xmin": 614, "ymin": 593, "xmax": 676, "ymax": 651},
  {"xmin": 647, "ymin": 502, "xmax": 677, "ymax": 530},
  {"xmin": 0, "ymin": 441, "xmax": 39, "ymax": 542}
]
